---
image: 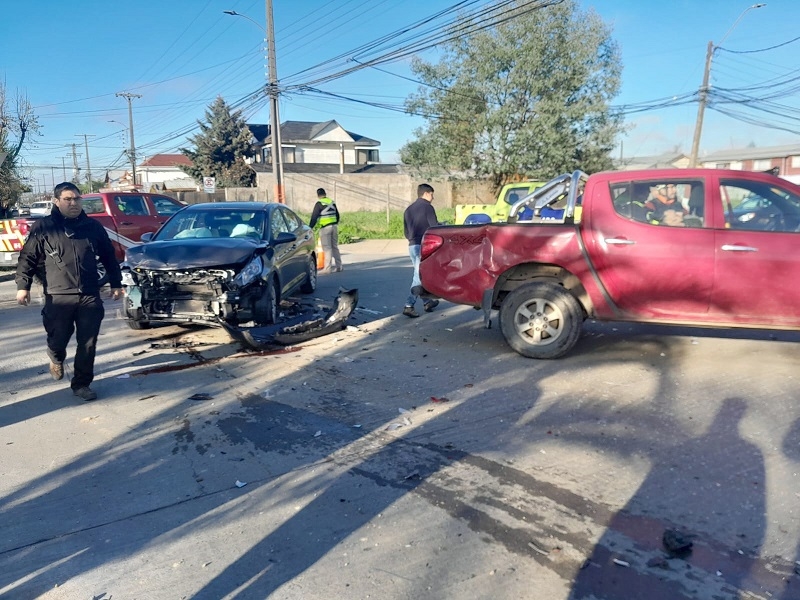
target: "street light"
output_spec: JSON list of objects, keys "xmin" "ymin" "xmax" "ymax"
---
[
  {"xmin": 224, "ymin": 4, "xmax": 285, "ymax": 203},
  {"xmin": 688, "ymin": 3, "xmax": 766, "ymax": 167}
]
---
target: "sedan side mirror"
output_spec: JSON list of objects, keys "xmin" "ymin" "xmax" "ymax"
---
[
  {"xmin": 272, "ymin": 231, "xmax": 297, "ymax": 245},
  {"xmin": 140, "ymin": 232, "xmax": 154, "ymax": 243}
]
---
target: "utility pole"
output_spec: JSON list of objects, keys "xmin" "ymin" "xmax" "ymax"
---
[
  {"xmin": 61, "ymin": 157, "xmax": 68, "ymax": 181},
  {"xmin": 266, "ymin": 0, "xmax": 284, "ymax": 203},
  {"xmin": 116, "ymin": 92, "xmax": 142, "ymax": 186},
  {"xmin": 688, "ymin": 3, "xmax": 766, "ymax": 168},
  {"xmin": 50, "ymin": 166, "xmax": 56, "ymax": 190},
  {"xmin": 77, "ymin": 134, "xmax": 95, "ymax": 191},
  {"xmin": 688, "ymin": 42, "xmax": 714, "ymax": 168},
  {"xmin": 69, "ymin": 144, "xmax": 82, "ymax": 184}
]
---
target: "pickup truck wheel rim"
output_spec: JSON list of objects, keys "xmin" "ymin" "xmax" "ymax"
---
[{"xmin": 513, "ymin": 298, "xmax": 563, "ymax": 345}]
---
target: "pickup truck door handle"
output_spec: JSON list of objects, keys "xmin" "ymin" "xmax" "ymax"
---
[
  {"xmin": 721, "ymin": 244, "xmax": 758, "ymax": 252},
  {"xmin": 604, "ymin": 237, "xmax": 636, "ymax": 246},
  {"xmin": 120, "ymin": 221, "xmax": 134, "ymax": 226}
]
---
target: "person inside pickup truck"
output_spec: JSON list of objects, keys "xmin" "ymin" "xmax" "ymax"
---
[{"xmin": 645, "ymin": 184, "xmax": 687, "ymax": 226}]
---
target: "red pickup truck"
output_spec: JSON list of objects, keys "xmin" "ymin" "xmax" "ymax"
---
[
  {"xmin": 0, "ymin": 191, "xmax": 185, "ymax": 268},
  {"xmin": 419, "ymin": 168, "xmax": 800, "ymax": 358}
]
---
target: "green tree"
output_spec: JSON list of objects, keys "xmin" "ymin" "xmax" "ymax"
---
[
  {"xmin": 0, "ymin": 84, "xmax": 39, "ymax": 215},
  {"xmin": 180, "ymin": 96, "xmax": 255, "ymax": 187},
  {"xmin": 400, "ymin": 0, "xmax": 623, "ymax": 188}
]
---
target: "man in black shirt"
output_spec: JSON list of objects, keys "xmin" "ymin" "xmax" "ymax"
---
[
  {"xmin": 16, "ymin": 182, "xmax": 123, "ymax": 401},
  {"xmin": 402, "ymin": 183, "xmax": 439, "ymax": 317}
]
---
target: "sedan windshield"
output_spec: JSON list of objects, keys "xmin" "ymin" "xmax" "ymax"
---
[{"xmin": 156, "ymin": 209, "xmax": 265, "ymax": 240}]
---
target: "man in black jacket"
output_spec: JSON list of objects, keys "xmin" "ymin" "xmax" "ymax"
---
[
  {"xmin": 402, "ymin": 183, "xmax": 439, "ymax": 317},
  {"xmin": 15, "ymin": 182, "xmax": 123, "ymax": 401}
]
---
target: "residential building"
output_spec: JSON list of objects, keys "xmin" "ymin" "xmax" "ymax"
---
[
  {"xmin": 616, "ymin": 152, "xmax": 690, "ymax": 171},
  {"xmin": 698, "ymin": 143, "xmax": 800, "ymax": 184},
  {"xmin": 247, "ymin": 120, "xmax": 383, "ymax": 173}
]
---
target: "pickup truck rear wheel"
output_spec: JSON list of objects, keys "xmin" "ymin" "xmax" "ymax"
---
[{"xmin": 499, "ymin": 282, "xmax": 582, "ymax": 359}]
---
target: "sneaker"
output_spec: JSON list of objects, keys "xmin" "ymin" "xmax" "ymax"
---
[
  {"xmin": 73, "ymin": 387, "xmax": 97, "ymax": 401},
  {"xmin": 49, "ymin": 361, "xmax": 64, "ymax": 381},
  {"xmin": 424, "ymin": 299, "xmax": 440, "ymax": 313},
  {"xmin": 402, "ymin": 306, "xmax": 419, "ymax": 318}
]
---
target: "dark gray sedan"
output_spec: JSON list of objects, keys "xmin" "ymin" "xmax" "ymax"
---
[{"xmin": 121, "ymin": 202, "xmax": 317, "ymax": 329}]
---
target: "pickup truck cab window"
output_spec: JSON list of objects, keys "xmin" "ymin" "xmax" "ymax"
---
[
  {"xmin": 82, "ymin": 197, "xmax": 107, "ymax": 215},
  {"xmin": 611, "ymin": 180, "xmax": 705, "ymax": 228},
  {"xmin": 115, "ymin": 195, "xmax": 149, "ymax": 216},
  {"xmin": 152, "ymin": 195, "xmax": 184, "ymax": 216},
  {"xmin": 721, "ymin": 179, "xmax": 800, "ymax": 232}
]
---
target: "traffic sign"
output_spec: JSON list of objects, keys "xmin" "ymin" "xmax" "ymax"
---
[{"xmin": 203, "ymin": 177, "xmax": 216, "ymax": 194}]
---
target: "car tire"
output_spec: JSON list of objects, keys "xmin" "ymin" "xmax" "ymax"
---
[
  {"xmin": 300, "ymin": 255, "xmax": 317, "ymax": 293},
  {"xmin": 97, "ymin": 259, "xmax": 109, "ymax": 287},
  {"xmin": 254, "ymin": 276, "xmax": 279, "ymax": 325},
  {"xmin": 499, "ymin": 282, "xmax": 583, "ymax": 359},
  {"xmin": 125, "ymin": 308, "xmax": 151, "ymax": 330}
]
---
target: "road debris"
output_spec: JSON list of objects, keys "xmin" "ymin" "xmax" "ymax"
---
[
  {"xmin": 235, "ymin": 480, "xmax": 247, "ymax": 488},
  {"xmin": 662, "ymin": 529, "xmax": 695, "ymax": 556},
  {"xmin": 188, "ymin": 393, "xmax": 213, "ymax": 401},
  {"xmin": 612, "ymin": 558, "xmax": 630, "ymax": 567}
]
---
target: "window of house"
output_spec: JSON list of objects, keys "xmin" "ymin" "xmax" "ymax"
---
[
  {"xmin": 791, "ymin": 155, "xmax": 800, "ymax": 168},
  {"xmin": 753, "ymin": 159, "xmax": 772, "ymax": 171}
]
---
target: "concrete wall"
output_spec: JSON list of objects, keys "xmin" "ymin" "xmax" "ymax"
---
[{"xmin": 171, "ymin": 173, "xmax": 468, "ymax": 212}]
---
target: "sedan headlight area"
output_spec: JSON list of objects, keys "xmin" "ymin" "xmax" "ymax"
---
[
  {"xmin": 233, "ymin": 256, "xmax": 263, "ymax": 287},
  {"xmin": 121, "ymin": 270, "xmax": 137, "ymax": 286}
]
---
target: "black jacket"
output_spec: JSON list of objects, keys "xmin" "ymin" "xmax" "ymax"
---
[
  {"xmin": 15, "ymin": 207, "xmax": 123, "ymax": 295},
  {"xmin": 403, "ymin": 198, "xmax": 438, "ymax": 246}
]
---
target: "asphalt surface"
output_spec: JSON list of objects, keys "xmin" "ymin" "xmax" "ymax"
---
[{"xmin": 2, "ymin": 239, "xmax": 800, "ymax": 599}]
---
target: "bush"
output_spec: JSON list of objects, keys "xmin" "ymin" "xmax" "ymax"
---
[{"xmin": 298, "ymin": 209, "xmax": 455, "ymax": 243}]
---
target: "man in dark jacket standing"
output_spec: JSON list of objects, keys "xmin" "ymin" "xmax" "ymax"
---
[
  {"xmin": 15, "ymin": 182, "xmax": 123, "ymax": 401},
  {"xmin": 402, "ymin": 183, "xmax": 439, "ymax": 317}
]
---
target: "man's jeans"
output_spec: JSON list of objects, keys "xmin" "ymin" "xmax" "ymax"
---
[{"xmin": 406, "ymin": 244, "xmax": 421, "ymax": 307}]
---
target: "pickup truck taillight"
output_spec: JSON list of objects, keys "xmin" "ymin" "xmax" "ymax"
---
[{"xmin": 421, "ymin": 234, "xmax": 443, "ymax": 260}]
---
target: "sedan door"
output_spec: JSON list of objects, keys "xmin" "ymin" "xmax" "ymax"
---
[{"xmin": 268, "ymin": 209, "xmax": 302, "ymax": 293}]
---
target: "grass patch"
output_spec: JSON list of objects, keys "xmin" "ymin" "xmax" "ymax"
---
[{"xmin": 298, "ymin": 208, "xmax": 455, "ymax": 244}]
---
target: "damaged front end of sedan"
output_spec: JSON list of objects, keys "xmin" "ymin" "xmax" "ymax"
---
[{"xmin": 122, "ymin": 245, "xmax": 278, "ymax": 330}]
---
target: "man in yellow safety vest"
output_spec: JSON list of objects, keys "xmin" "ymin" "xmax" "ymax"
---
[{"xmin": 309, "ymin": 188, "xmax": 343, "ymax": 273}]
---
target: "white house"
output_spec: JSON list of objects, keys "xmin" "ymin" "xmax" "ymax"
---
[{"xmin": 248, "ymin": 120, "xmax": 381, "ymax": 172}]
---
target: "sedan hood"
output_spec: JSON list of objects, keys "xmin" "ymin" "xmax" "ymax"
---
[{"xmin": 126, "ymin": 238, "xmax": 262, "ymax": 270}]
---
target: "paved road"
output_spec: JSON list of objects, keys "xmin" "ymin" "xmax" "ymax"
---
[{"xmin": 2, "ymin": 240, "xmax": 800, "ymax": 599}]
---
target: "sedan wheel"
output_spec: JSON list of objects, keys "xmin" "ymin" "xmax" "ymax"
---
[
  {"xmin": 254, "ymin": 277, "xmax": 279, "ymax": 325},
  {"xmin": 300, "ymin": 255, "xmax": 317, "ymax": 293},
  {"xmin": 499, "ymin": 282, "xmax": 583, "ymax": 359}
]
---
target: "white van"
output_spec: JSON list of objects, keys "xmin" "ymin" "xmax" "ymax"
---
[{"xmin": 30, "ymin": 201, "xmax": 54, "ymax": 217}]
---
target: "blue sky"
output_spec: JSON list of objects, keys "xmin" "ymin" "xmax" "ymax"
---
[{"xmin": 2, "ymin": 0, "xmax": 798, "ymax": 191}]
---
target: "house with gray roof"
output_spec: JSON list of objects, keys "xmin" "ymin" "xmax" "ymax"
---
[
  {"xmin": 247, "ymin": 120, "xmax": 395, "ymax": 174},
  {"xmin": 698, "ymin": 143, "xmax": 800, "ymax": 184}
]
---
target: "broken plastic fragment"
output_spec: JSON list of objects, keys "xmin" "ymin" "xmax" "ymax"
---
[
  {"xmin": 385, "ymin": 423, "xmax": 404, "ymax": 431},
  {"xmin": 235, "ymin": 480, "xmax": 247, "ymax": 488},
  {"xmin": 116, "ymin": 373, "xmax": 131, "ymax": 379},
  {"xmin": 188, "ymin": 393, "xmax": 213, "ymax": 401},
  {"xmin": 612, "ymin": 558, "xmax": 630, "ymax": 567},
  {"xmin": 399, "ymin": 408, "xmax": 411, "ymax": 414},
  {"xmin": 314, "ymin": 430, "xmax": 322, "ymax": 437},
  {"xmin": 430, "ymin": 396, "xmax": 450, "ymax": 403}
]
